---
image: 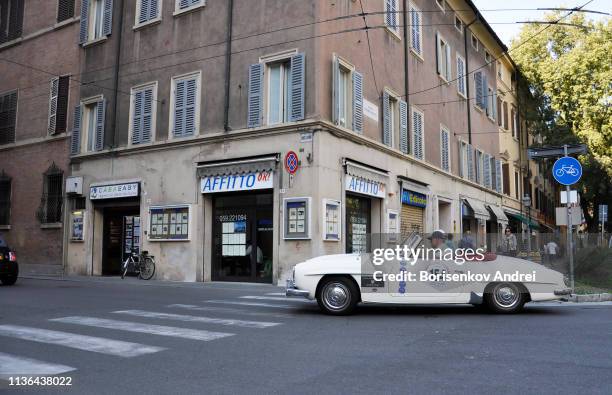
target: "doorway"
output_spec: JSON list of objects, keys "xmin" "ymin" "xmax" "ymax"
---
[
  {"xmin": 212, "ymin": 192, "xmax": 273, "ymax": 283},
  {"xmin": 102, "ymin": 207, "xmax": 140, "ymax": 276},
  {"xmin": 345, "ymin": 194, "xmax": 371, "ymax": 253}
]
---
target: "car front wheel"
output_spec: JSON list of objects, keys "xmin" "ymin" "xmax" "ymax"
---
[
  {"xmin": 316, "ymin": 276, "xmax": 359, "ymax": 315},
  {"xmin": 1, "ymin": 275, "xmax": 17, "ymax": 286},
  {"xmin": 484, "ymin": 282, "xmax": 526, "ymax": 314}
]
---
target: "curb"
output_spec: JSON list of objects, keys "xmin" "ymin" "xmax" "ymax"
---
[{"xmin": 569, "ymin": 293, "xmax": 612, "ymax": 303}]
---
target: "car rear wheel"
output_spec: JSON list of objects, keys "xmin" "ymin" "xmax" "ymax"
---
[
  {"xmin": 484, "ymin": 282, "xmax": 526, "ymax": 314},
  {"xmin": 316, "ymin": 276, "xmax": 359, "ymax": 315},
  {"xmin": 1, "ymin": 275, "xmax": 17, "ymax": 286}
]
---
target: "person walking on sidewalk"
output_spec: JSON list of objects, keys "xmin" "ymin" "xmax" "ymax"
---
[{"xmin": 502, "ymin": 227, "xmax": 518, "ymax": 257}]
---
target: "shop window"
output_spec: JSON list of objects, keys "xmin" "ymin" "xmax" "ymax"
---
[
  {"xmin": 37, "ymin": 163, "xmax": 64, "ymax": 224},
  {"xmin": 57, "ymin": 0, "xmax": 75, "ymax": 23},
  {"xmin": 283, "ymin": 197, "xmax": 311, "ymax": 240},
  {"xmin": 70, "ymin": 201, "xmax": 85, "ymax": 241},
  {"xmin": 0, "ymin": 0, "xmax": 24, "ymax": 44},
  {"xmin": 0, "ymin": 90, "xmax": 17, "ymax": 145},
  {"xmin": 149, "ymin": 205, "xmax": 190, "ymax": 241},
  {"xmin": 0, "ymin": 171, "xmax": 10, "ymax": 226}
]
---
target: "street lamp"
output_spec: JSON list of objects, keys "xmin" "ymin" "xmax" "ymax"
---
[{"xmin": 523, "ymin": 195, "xmax": 532, "ymax": 259}]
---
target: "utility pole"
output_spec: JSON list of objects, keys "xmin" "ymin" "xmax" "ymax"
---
[
  {"xmin": 523, "ymin": 195, "xmax": 532, "ymax": 259},
  {"xmin": 564, "ymin": 145, "xmax": 575, "ymax": 289}
]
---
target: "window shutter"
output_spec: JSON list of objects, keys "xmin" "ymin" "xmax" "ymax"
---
[
  {"xmin": 139, "ymin": 0, "xmax": 150, "ymax": 24},
  {"xmin": 7, "ymin": 0, "xmax": 24, "ymax": 41},
  {"xmin": 332, "ymin": 57, "xmax": 340, "ymax": 125},
  {"xmin": 57, "ymin": 0, "xmax": 75, "ymax": 23},
  {"xmin": 103, "ymin": 0, "xmax": 113, "ymax": 37},
  {"xmin": 184, "ymin": 78, "xmax": 197, "ymax": 136},
  {"xmin": 289, "ymin": 53, "xmax": 305, "ymax": 122},
  {"xmin": 497, "ymin": 96, "xmax": 502, "ymax": 126},
  {"xmin": 132, "ymin": 91, "xmax": 143, "ymax": 144},
  {"xmin": 483, "ymin": 154, "xmax": 491, "ymax": 188},
  {"xmin": 149, "ymin": 0, "xmax": 159, "ymax": 20},
  {"xmin": 492, "ymin": 90, "xmax": 497, "ymax": 122},
  {"xmin": 79, "ymin": 0, "xmax": 89, "ymax": 44},
  {"xmin": 411, "ymin": 9, "xmax": 421, "ymax": 54},
  {"xmin": 95, "ymin": 100, "xmax": 106, "ymax": 151},
  {"xmin": 495, "ymin": 159, "xmax": 502, "ymax": 193},
  {"xmin": 48, "ymin": 78, "xmax": 59, "ymax": 135},
  {"xmin": 399, "ymin": 100, "xmax": 408, "ymax": 154},
  {"xmin": 474, "ymin": 72, "xmax": 482, "ymax": 108},
  {"xmin": 457, "ymin": 57, "xmax": 465, "ymax": 95},
  {"xmin": 174, "ymin": 80, "xmax": 186, "ymax": 136},
  {"xmin": 385, "ymin": 0, "xmax": 393, "ymax": 28},
  {"xmin": 352, "ymin": 71, "xmax": 363, "ymax": 133},
  {"xmin": 481, "ymin": 74, "xmax": 488, "ymax": 109},
  {"xmin": 458, "ymin": 142, "xmax": 464, "ymax": 177},
  {"xmin": 142, "ymin": 88, "xmax": 153, "ymax": 143},
  {"xmin": 382, "ymin": 91, "xmax": 391, "ymax": 146},
  {"xmin": 247, "ymin": 63, "xmax": 263, "ymax": 128},
  {"xmin": 435, "ymin": 33, "xmax": 441, "ymax": 75},
  {"xmin": 467, "ymin": 144, "xmax": 474, "ymax": 181},
  {"xmin": 412, "ymin": 110, "xmax": 423, "ymax": 160},
  {"xmin": 445, "ymin": 44, "xmax": 451, "ymax": 81},
  {"xmin": 70, "ymin": 105, "xmax": 82, "ymax": 155},
  {"xmin": 55, "ymin": 76, "xmax": 70, "ymax": 134},
  {"xmin": 441, "ymin": 130, "xmax": 449, "ymax": 171}
]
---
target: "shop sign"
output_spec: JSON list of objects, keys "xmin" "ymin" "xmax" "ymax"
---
[
  {"xmin": 90, "ymin": 182, "xmax": 140, "ymax": 200},
  {"xmin": 401, "ymin": 189, "xmax": 427, "ymax": 208},
  {"xmin": 201, "ymin": 171, "xmax": 274, "ymax": 194},
  {"xmin": 345, "ymin": 175, "xmax": 385, "ymax": 199}
]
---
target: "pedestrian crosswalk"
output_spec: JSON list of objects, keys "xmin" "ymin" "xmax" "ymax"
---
[{"xmin": 0, "ymin": 292, "xmax": 305, "ymax": 379}]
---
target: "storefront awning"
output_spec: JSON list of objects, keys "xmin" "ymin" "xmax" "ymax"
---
[
  {"xmin": 487, "ymin": 205, "xmax": 509, "ymax": 224},
  {"xmin": 344, "ymin": 160, "xmax": 388, "ymax": 184},
  {"xmin": 505, "ymin": 212, "xmax": 540, "ymax": 230},
  {"xmin": 196, "ymin": 155, "xmax": 278, "ymax": 178},
  {"xmin": 463, "ymin": 198, "xmax": 490, "ymax": 221}
]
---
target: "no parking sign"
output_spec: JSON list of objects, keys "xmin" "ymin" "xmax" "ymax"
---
[{"xmin": 285, "ymin": 151, "xmax": 299, "ymax": 175}]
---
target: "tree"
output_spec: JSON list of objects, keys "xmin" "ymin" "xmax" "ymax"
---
[{"xmin": 511, "ymin": 13, "xmax": 612, "ymax": 231}]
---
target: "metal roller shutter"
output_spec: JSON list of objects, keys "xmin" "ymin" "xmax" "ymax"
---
[{"xmin": 401, "ymin": 204, "xmax": 424, "ymax": 236}]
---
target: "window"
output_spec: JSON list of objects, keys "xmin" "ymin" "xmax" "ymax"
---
[
  {"xmin": 384, "ymin": 0, "xmax": 400, "ymax": 35},
  {"xmin": 36, "ymin": 163, "xmax": 63, "ymax": 224},
  {"xmin": 471, "ymin": 33, "xmax": 479, "ymax": 51},
  {"xmin": 436, "ymin": 33, "xmax": 451, "ymax": 82},
  {"xmin": 332, "ymin": 55, "xmax": 363, "ymax": 133},
  {"xmin": 409, "ymin": 3, "xmax": 422, "ymax": 57},
  {"xmin": 440, "ymin": 127, "xmax": 450, "ymax": 172},
  {"xmin": 411, "ymin": 107, "xmax": 424, "ymax": 160},
  {"xmin": 0, "ymin": 171, "xmax": 10, "ymax": 226},
  {"xmin": 130, "ymin": 82, "xmax": 157, "ymax": 145},
  {"xmin": 497, "ymin": 96, "xmax": 502, "ymax": 126},
  {"xmin": 171, "ymin": 72, "xmax": 200, "ymax": 138},
  {"xmin": 497, "ymin": 61, "xmax": 502, "ymax": 78},
  {"xmin": 459, "ymin": 141, "xmax": 468, "ymax": 178},
  {"xmin": 435, "ymin": 0, "xmax": 445, "ymax": 12},
  {"xmin": 474, "ymin": 71, "xmax": 487, "ymax": 110},
  {"xmin": 175, "ymin": 0, "xmax": 205, "ymax": 14},
  {"xmin": 502, "ymin": 101, "xmax": 509, "ymax": 129},
  {"xmin": 248, "ymin": 52, "xmax": 305, "ymax": 128},
  {"xmin": 382, "ymin": 90, "xmax": 408, "ymax": 150},
  {"xmin": 467, "ymin": 143, "xmax": 475, "ymax": 181},
  {"xmin": 0, "ymin": 90, "xmax": 17, "ymax": 145},
  {"xmin": 502, "ymin": 163, "xmax": 510, "ymax": 195},
  {"xmin": 475, "ymin": 149, "xmax": 483, "ymax": 185},
  {"xmin": 483, "ymin": 153, "xmax": 491, "ymax": 188},
  {"xmin": 454, "ymin": 15, "xmax": 463, "ymax": 34},
  {"xmin": 486, "ymin": 86, "xmax": 496, "ymax": 120},
  {"xmin": 0, "ymin": 0, "xmax": 24, "ymax": 44},
  {"xmin": 57, "ymin": 0, "xmax": 75, "ymax": 23},
  {"xmin": 485, "ymin": 50, "xmax": 492, "ymax": 64},
  {"xmin": 136, "ymin": 0, "xmax": 160, "ymax": 26},
  {"xmin": 511, "ymin": 106, "xmax": 517, "ymax": 138},
  {"xmin": 456, "ymin": 55, "xmax": 466, "ymax": 97},
  {"xmin": 71, "ymin": 97, "xmax": 105, "ymax": 155},
  {"xmin": 48, "ymin": 76, "xmax": 70, "ymax": 135},
  {"xmin": 494, "ymin": 158, "xmax": 502, "ymax": 193},
  {"xmin": 79, "ymin": 0, "xmax": 112, "ymax": 44}
]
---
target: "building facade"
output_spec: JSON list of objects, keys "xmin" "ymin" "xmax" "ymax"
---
[{"xmin": 0, "ymin": 0, "xmax": 81, "ymax": 275}]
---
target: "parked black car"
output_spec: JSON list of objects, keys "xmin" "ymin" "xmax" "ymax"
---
[{"xmin": 0, "ymin": 236, "xmax": 18, "ymax": 285}]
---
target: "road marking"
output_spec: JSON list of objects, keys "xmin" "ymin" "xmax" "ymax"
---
[
  {"xmin": 50, "ymin": 317, "xmax": 234, "ymax": 342},
  {"xmin": 167, "ymin": 304, "xmax": 294, "ymax": 319},
  {"xmin": 240, "ymin": 295, "xmax": 312, "ymax": 303},
  {"xmin": 0, "ymin": 325, "xmax": 164, "ymax": 358},
  {"xmin": 0, "ymin": 352, "xmax": 76, "ymax": 378},
  {"xmin": 204, "ymin": 300, "xmax": 296, "ymax": 309},
  {"xmin": 112, "ymin": 310, "xmax": 281, "ymax": 328},
  {"xmin": 528, "ymin": 301, "xmax": 612, "ymax": 307}
]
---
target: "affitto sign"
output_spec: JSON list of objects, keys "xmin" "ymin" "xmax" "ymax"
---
[
  {"xmin": 345, "ymin": 175, "xmax": 385, "ymax": 199},
  {"xmin": 201, "ymin": 171, "xmax": 274, "ymax": 193},
  {"xmin": 90, "ymin": 182, "xmax": 140, "ymax": 200}
]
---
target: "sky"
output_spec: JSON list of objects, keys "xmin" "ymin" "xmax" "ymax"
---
[{"xmin": 471, "ymin": 0, "xmax": 611, "ymax": 45}]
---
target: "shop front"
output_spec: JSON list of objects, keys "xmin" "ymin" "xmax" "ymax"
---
[
  {"xmin": 486, "ymin": 204, "xmax": 509, "ymax": 252},
  {"xmin": 461, "ymin": 197, "xmax": 490, "ymax": 248},
  {"xmin": 344, "ymin": 160, "xmax": 387, "ymax": 253},
  {"xmin": 400, "ymin": 186, "xmax": 428, "ymax": 237},
  {"xmin": 198, "ymin": 156, "xmax": 278, "ymax": 283}
]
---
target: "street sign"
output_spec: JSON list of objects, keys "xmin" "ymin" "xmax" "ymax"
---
[
  {"xmin": 600, "ymin": 204, "xmax": 608, "ymax": 222},
  {"xmin": 560, "ymin": 190, "xmax": 578, "ymax": 204},
  {"xmin": 552, "ymin": 156, "xmax": 582, "ymax": 185},
  {"xmin": 528, "ymin": 144, "xmax": 587, "ymax": 159},
  {"xmin": 555, "ymin": 207, "xmax": 582, "ymax": 226},
  {"xmin": 284, "ymin": 151, "xmax": 299, "ymax": 175}
]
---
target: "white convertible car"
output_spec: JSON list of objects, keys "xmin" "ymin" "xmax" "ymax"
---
[{"xmin": 286, "ymin": 235, "xmax": 572, "ymax": 315}]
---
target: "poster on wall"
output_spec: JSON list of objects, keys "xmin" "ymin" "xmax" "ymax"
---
[
  {"xmin": 283, "ymin": 197, "xmax": 311, "ymax": 239},
  {"xmin": 149, "ymin": 206, "xmax": 190, "ymax": 241},
  {"xmin": 323, "ymin": 199, "xmax": 341, "ymax": 241},
  {"xmin": 70, "ymin": 211, "xmax": 84, "ymax": 241}
]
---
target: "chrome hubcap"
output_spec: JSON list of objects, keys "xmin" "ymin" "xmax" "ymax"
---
[
  {"xmin": 323, "ymin": 282, "xmax": 350, "ymax": 311},
  {"xmin": 494, "ymin": 285, "xmax": 519, "ymax": 308}
]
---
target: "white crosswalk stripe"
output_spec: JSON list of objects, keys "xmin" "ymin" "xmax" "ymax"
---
[
  {"xmin": 0, "ymin": 325, "xmax": 164, "ymax": 357},
  {"xmin": 0, "ymin": 352, "xmax": 76, "ymax": 378},
  {"xmin": 112, "ymin": 310, "xmax": 281, "ymax": 328},
  {"xmin": 240, "ymin": 295, "xmax": 313, "ymax": 303},
  {"xmin": 204, "ymin": 300, "xmax": 296, "ymax": 309},
  {"xmin": 167, "ymin": 304, "xmax": 294, "ymax": 319},
  {"xmin": 50, "ymin": 316, "xmax": 234, "ymax": 342}
]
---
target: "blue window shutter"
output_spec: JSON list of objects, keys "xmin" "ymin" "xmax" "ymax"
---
[
  {"xmin": 458, "ymin": 142, "xmax": 464, "ymax": 177},
  {"xmin": 289, "ymin": 53, "xmax": 305, "ymax": 122},
  {"xmin": 79, "ymin": 0, "xmax": 89, "ymax": 44},
  {"xmin": 412, "ymin": 110, "xmax": 423, "ymax": 159},
  {"xmin": 142, "ymin": 88, "xmax": 153, "ymax": 143},
  {"xmin": 352, "ymin": 71, "xmax": 363, "ymax": 133},
  {"xmin": 495, "ymin": 159, "xmax": 502, "ymax": 193},
  {"xmin": 475, "ymin": 72, "xmax": 482, "ymax": 108},
  {"xmin": 149, "ymin": 0, "xmax": 159, "ymax": 20},
  {"xmin": 247, "ymin": 63, "xmax": 263, "ymax": 128},
  {"xmin": 174, "ymin": 80, "xmax": 185, "ymax": 136},
  {"xmin": 399, "ymin": 100, "xmax": 408, "ymax": 154},
  {"xmin": 441, "ymin": 130, "xmax": 449, "ymax": 171},
  {"xmin": 139, "ymin": 0, "xmax": 150, "ymax": 24},
  {"xmin": 467, "ymin": 144, "xmax": 474, "ymax": 181},
  {"xmin": 103, "ymin": 0, "xmax": 113, "ymax": 37},
  {"xmin": 70, "ymin": 105, "xmax": 82, "ymax": 155},
  {"xmin": 492, "ymin": 90, "xmax": 497, "ymax": 121},
  {"xmin": 184, "ymin": 78, "xmax": 197, "ymax": 136},
  {"xmin": 481, "ymin": 74, "xmax": 488, "ymax": 109},
  {"xmin": 332, "ymin": 56, "xmax": 340, "ymax": 125},
  {"xmin": 382, "ymin": 91, "xmax": 391, "ymax": 146},
  {"xmin": 95, "ymin": 100, "xmax": 106, "ymax": 151},
  {"xmin": 132, "ymin": 91, "xmax": 143, "ymax": 144}
]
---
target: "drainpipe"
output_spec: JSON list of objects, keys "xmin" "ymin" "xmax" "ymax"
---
[
  {"xmin": 464, "ymin": 18, "xmax": 477, "ymax": 145},
  {"xmin": 110, "ymin": 0, "xmax": 125, "ymax": 149},
  {"xmin": 402, "ymin": 0, "xmax": 410, "ymax": 119},
  {"xmin": 223, "ymin": 0, "xmax": 234, "ymax": 132}
]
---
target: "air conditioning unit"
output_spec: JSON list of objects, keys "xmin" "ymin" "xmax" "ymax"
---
[{"xmin": 66, "ymin": 176, "xmax": 83, "ymax": 195}]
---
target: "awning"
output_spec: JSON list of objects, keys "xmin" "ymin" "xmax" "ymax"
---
[
  {"xmin": 196, "ymin": 155, "xmax": 278, "ymax": 178},
  {"xmin": 487, "ymin": 205, "xmax": 509, "ymax": 225},
  {"xmin": 344, "ymin": 160, "xmax": 388, "ymax": 184},
  {"xmin": 505, "ymin": 212, "xmax": 540, "ymax": 230},
  {"xmin": 463, "ymin": 198, "xmax": 490, "ymax": 221}
]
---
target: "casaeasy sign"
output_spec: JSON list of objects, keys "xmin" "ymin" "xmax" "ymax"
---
[
  {"xmin": 201, "ymin": 171, "xmax": 274, "ymax": 193},
  {"xmin": 345, "ymin": 175, "xmax": 385, "ymax": 199},
  {"xmin": 401, "ymin": 189, "xmax": 427, "ymax": 208},
  {"xmin": 90, "ymin": 182, "xmax": 140, "ymax": 200}
]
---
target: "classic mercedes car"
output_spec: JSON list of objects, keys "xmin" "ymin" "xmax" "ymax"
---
[{"xmin": 286, "ymin": 234, "xmax": 571, "ymax": 315}]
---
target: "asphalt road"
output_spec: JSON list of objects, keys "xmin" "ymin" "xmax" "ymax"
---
[{"xmin": 0, "ymin": 277, "xmax": 611, "ymax": 395}]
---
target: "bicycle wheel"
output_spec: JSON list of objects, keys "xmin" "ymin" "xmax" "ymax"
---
[{"xmin": 139, "ymin": 257, "xmax": 156, "ymax": 280}]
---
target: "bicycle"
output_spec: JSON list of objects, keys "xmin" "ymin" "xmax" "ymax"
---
[
  {"xmin": 555, "ymin": 165, "xmax": 578, "ymax": 177},
  {"xmin": 121, "ymin": 250, "xmax": 156, "ymax": 280}
]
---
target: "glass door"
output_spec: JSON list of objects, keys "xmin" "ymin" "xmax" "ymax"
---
[{"xmin": 346, "ymin": 194, "xmax": 371, "ymax": 253}]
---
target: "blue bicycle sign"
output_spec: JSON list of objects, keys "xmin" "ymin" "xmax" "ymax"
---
[{"xmin": 553, "ymin": 156, "xmax": 582, "ymax": 185}]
